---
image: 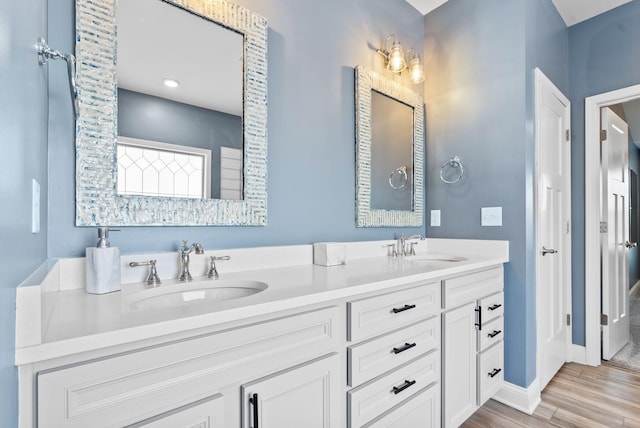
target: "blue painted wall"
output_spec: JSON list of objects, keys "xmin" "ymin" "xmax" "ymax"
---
[
  {"xmin": 47, "ymin": 0, "xmax": 426, "ymax": 258},
  {"xmin": 0, "ymin": 0, "xmax": 49, "ymax": 424},
  {"xmin": 569, "ymin": 0, "xmax": 640, "ymax": 346},
  {"xmin": 118, "ymin": 89, "xmax": 242, "ymax": 199},
  {"xmin": 424, "ymin": 0, "xmax": 568, "ymax": 388}
]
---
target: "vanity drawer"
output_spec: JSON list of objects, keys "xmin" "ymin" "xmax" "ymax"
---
[
  {"xmin": 348, "ymin": 282, "xmax": 440, "ymax": 342},
  {"xmin": 363, "ymin": 383, "xmax": 440, "ymax": 428},
  {"xmin": 348, "ymin": 317, "xmax": 439, "ymax": 387},
  {"xmin": 348, "ymin": 351, "xmax": 439, "ymax": 428},
  {"xmin": 478, "ymin": 316, "xmax": 503, "ymax": 352},
  {"xmin": 442, "ymin": 267, "xmax": 503, "ymax": 310},
  {"xmin": 479, "ymin": 292, "xmax": 504, "ymax": 323},
  {"xmin": 477, "ymin": 343, "xmax": 504, "ymax": 406},
  {"xmin": 37, "ymin": 306, "xmax": 339, "ymax": 428}
]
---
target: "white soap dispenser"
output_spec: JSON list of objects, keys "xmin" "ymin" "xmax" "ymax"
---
[{"xmin": 85, "ymin": 227, "xmax": 122, "ymax": 294}]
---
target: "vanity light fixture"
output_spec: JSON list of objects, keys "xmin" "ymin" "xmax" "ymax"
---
[
  {"xmin": 376, "ymin": 35, "xmax": 425, "ymax": 84},
  {"xmin": 377, "ymin": 35, "xmax": 406, "ymax": 73},
  {"xmin": 162, "ymin": 78, "xmax": 181, "ymax": 88}
]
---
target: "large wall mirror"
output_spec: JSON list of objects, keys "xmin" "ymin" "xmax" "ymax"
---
[
  {"xmin": 75, "ymin": 0, "xmax": 268, "ymax": 226},
  {"xmin": 355, "ymin": 66, "xmax": 424, "ymax": 227}
]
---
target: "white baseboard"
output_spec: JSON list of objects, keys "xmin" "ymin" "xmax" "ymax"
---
[
  {"xmin": 571, "ymin": 344, "xmax": 587, "ymax": 364},
  {"xmin": 492, "ymin": 379, "xmax": 541, "ymax": 415}
]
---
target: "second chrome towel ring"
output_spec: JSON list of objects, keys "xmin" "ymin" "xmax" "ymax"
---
[
  {"xmin": 389, "ymin": 166, "xmax": 408, "ymax": 190},
  {"xmin": 440, "ymin": 156, "xmax": 464, "ymax": 184}
]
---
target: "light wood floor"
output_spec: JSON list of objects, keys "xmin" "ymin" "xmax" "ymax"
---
[{"xmin": 463, "ymin": 362, "xmax": 640, "ymax": 427}]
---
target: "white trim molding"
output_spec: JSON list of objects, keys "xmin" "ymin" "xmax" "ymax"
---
[
  {"xmin": 493, "ymin": 379, "xmax": 541, "ymax": 415},
  {"xmin": 584, "ymin": 83, "xmax": 640, "ymax": 366},
  {"xmin": 571, "ymin": 344, "xmax": 587, "ymax": 365}
]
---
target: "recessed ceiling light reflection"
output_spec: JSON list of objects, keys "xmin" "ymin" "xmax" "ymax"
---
[{"xmin": 162, "ymin": 78, "xmax": 180, "ymax": 88}]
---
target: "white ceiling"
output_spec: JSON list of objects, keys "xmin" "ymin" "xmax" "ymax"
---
[
  {"xmin": 405, "ymin": 0, "xmax": 633, "ymax": 26},
  {"xmin": 117, "ymin": 0, "xmax": 243, "ymax": 116}
]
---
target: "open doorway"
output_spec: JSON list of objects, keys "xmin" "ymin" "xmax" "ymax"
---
[{"xmin": 585, "ymin": 85, "xmax": 640, "ymax": 368}]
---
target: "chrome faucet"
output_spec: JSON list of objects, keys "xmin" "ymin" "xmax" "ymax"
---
[
  {"xmin": 178, "ymin": 240, "xmax": 204, "ymax": 281},
  {"xmin": 395, "ymin": 234, "xmax": 426, "ymax": 257}
]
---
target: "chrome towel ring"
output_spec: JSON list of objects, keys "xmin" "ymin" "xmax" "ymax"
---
[
  {"xmin": 389, "ymin": 166, "xmax": 408, "ymax": 190},
  {"xmin": 440, "ymin": 156, "xmax": 464, "ymax": 184}
]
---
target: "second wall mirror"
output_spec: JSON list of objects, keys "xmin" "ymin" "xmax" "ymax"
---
[{"xmin": 355, "ymin": 65, "xmax": 424, "ymax": 227}]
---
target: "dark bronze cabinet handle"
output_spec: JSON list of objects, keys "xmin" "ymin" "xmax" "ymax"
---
[
  {"xmin": 249, "ymin": 393, "xmax": 259, "ymax": 428},
  {"xmin": 392, "ymin": 342, "xmax": 417, "ymax": 354},
  {"xmin": 392, "ymin": 379, "xmax": 416, "ymax": 394},
  {"xmin": 392, "ymin": 304, "xmax": 416, "ymax": 314},
  {"xmin": 488, "ymin": 303, "xmax": 502, "ymax": 311},
  {"xmin": 475, "ymin": 306, "xmax": 482, "ymax": 329},
  {"xmin": 488, "ymin": 330, "xmax": 502, "ymax": 339},
  {"xmin": 488, "ymin": 368, "xmax": 502, "ymax": 378}
]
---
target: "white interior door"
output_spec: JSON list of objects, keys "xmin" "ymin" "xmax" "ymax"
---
[
  {"xmin": 601, "ymin": 107, "xmax": 631, "ymax": 360},
  {"xmin": 535, "ymin": 69, "xmax": 571, "ymax": 390}
]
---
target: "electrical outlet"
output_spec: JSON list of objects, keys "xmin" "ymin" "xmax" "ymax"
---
[
  {"xmin": 481, "ymin": 207, "xmax": 502, "ymax": 227},
  {"xmin": 430, "ymin": 210, "xmax": 441, "ymax": 227}
]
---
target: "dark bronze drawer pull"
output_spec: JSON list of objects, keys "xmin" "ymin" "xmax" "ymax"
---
[
  {"xmin": 392, "ymin": 379, "xmax": 416, "ymax": 394},
  {"xmin": 488, "ymin": 368, "xmax": 502, "ymax": 378},
  {"xmin": 488, "ymin": 304, "xmax": 502, "ymax": 311},
  {"xmin": 392, "ymin": 304, "xmax": 416, "ymax": 314},
  {"xmin": 488, "ymin": 330, "xmax": 502, "ymax": 339},
  {"xmin": 392, "ymin": 342, "xmax": 417, "ymax": 354}
]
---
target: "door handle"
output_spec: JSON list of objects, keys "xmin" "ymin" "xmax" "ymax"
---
[
  {"xmin": 625, "ymin": 241, "xmax": 638, "ymax": 248},
  {"xmin": 541, "ymin": 246, "xmax": 557, "ymax": 256}
]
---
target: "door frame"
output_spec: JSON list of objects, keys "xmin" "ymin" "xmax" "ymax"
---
[
  {"xmin": 585, "ymin": 83, "xmax": 640, "ymax": 366},
  {"xmin": 534, "ymin": 68, "xmax": 573, "ymax": 390}
]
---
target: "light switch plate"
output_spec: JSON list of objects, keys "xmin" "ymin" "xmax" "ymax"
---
[
  {"xmin": 430, "ymin": 210, "xmax": 441, "ymax": 227},
  {"xmin": 32, "ymin": 179, "xmax": 40, "ymax": 233},
  {"xmin": 481, "ymin": 207, "xmax": 502, "ymax": 227}
]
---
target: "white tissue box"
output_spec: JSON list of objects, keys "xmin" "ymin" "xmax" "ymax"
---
[{"xmin": 313, "ymin": 243, "xmax": 347, "ymax": 266}]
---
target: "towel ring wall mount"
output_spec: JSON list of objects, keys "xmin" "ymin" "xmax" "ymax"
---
[{"xmin": 440, "ymin": 156, "xmax": 464, "ymax": 184}]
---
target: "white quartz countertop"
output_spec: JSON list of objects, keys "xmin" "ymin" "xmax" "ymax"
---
[{"xmin": 16, "ymin": 239, "xmax": 508, "ymax": 365}]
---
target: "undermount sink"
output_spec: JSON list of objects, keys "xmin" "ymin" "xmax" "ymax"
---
[
  {"xmin": 405, "ymin": 254, "xmax": 467, "ymax": 263},
  {"xmin": 126, "ymin": 280, "xmax": 268, "ymax": 310}
]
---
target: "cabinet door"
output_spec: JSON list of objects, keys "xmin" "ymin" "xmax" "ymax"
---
[
  {"xmin": 443, "ymin": 302, "xmax": 477, "ymax": 428},
  {"xmin": 126, "ymin": 394, "xmax": 224, "ymax": 428},
  {"xmin": 241, "ymin": 353, "xmax": 340, "ymax": 428}
]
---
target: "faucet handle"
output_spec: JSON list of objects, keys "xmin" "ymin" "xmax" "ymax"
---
[
  {"xmin": 386, "ymin": 243, "xmax": 398, "ymax": 258},
  {"xmin": 129, "ymin": 260, "xmax": 161, "ymax": 286},
  {"xmin": 408, "ymin": 242, "xmax": 418, "ymax": 256},
  {"xmin": 208, "ymin": 255, "xmax": 231, "ymax": 279}
]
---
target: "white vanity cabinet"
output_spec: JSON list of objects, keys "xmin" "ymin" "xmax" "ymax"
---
[
  {"xmin": 442, "ymin": 267, "xmax": 504, "ymax": 428},
  {"xmin": 36, "ymin": 306, "xmax": 340, "ymax": 428},
  {"xmin": 346, "ymin": 282, "xmax": 441, "ymax": 428}
]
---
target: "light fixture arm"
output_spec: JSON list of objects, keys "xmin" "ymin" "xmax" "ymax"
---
[{"xmin": 37, "ymin": 37, "xmax": 78, "ymax": 119}]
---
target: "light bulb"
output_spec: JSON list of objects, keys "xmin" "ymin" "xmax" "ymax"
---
[
  {"xmin": 387, "ymin": 43, "xmax": 406, "ymax": 73},
  {"xmin": 409, "ymin": 56, "xmax": 425, "ymax": 84}
]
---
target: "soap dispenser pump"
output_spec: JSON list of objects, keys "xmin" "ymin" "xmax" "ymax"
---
[{"xmin": 86, "ymin": 227, "xmax": 121, "ymax": 294}]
